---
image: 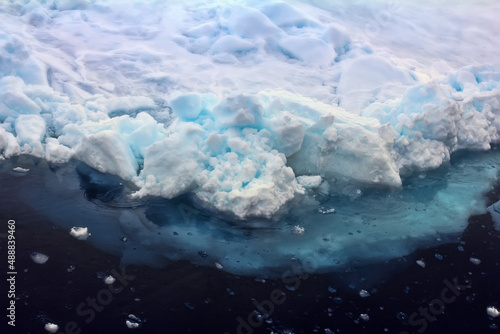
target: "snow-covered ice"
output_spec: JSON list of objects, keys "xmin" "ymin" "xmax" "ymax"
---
[{"xmin": 1, "ymin": 0, "xmax": 500, "ymax": 275}]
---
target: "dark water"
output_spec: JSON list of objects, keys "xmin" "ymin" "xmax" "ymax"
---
[{"xmin": 1, "ymin": 162, "xmax": 500, "ymax": 334}]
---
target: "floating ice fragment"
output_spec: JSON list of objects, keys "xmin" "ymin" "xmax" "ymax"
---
[
  {"xmin": 359, "ymin": 289, "xmax": 370, "ymax": 298},
  {"xmin": 198, "ymin": 251, "xmax": 208, "ymax": 258},
  {"xmin": 125, "ymin": 321, "xmax": 140, "ymax": 329},
  {"xmin": 67, "ymin": 265, "xmax": 75, "ymax": 272},
  {"xmin": 318, "ymin": 208, "xmax": 336, "ymax": 214},
  {"xmin": 360, "ymin": 314, "xmax": 370, "ymax": 321},
  {"xmin": 470, "ymin": 257, "xmax": 481, "ymax": 265},
  {"xmin": 487, "ymin": 306, "xmax": 500, "ymax": 318},
  {"xmin": 458, "ymin": 245, "xmax": 465, "ymax": 252},
  {"xmin": 45, "ymin": 323, "xmax": 59, "ymax": 333},
  {"xmin": 328, "ymin": 286, "xmax": 337, "ymax": 293},
  {"xmin": 435, "ymin": 254, "xmax": 444, "ymax": 260},
  {"xmin": 30, "ymin": 252, "xmax": 49, "ymax": 264},
  {"xmin": 12, "ymin": 167, "xmax": 29, "ymax": 173},
  {"xmin": 215, "ymin": 262, "xmax": 223, "ymax": 270},
  {"xmin": 69, "ymin": 227, "xmax": 89, "ymax": 240},
  {"xmin": 184, "ymin": 302, "xmax": 195, "ymax": 310},
  {"xmin": 226, "ymin": 288, "xmax": 235, "ymax": 296},
  {"xmin": 104, "ymin": 275, "xmax": 116, "ymax": 284},
  {"xmin": 416, "ymin": 260, "xmax": 426, "ymax": 268},
  {"xmin": 291, "ymin": 225, "xmax": 305, "ymax": 236},
  {"xmin": 125, "ymin": 314, "xmax": 142, "ymax": 329}
]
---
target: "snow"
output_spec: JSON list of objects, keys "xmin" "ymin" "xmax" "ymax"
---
[{"xmin": 1, "ymin": 0, "xmax": 500, "ymax": 274}]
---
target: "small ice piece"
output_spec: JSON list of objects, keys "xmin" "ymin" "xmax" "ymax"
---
[
  {"xmin": 30, "ymin": 252, "xmax": 49, "ymax": 264},
  {"xmin": 104, "ymin": 275, "xmax": 116, "ymax": 284},
  {"xmin": 458, "ymin": 245, "xmax": 465, "ymax": 252},
  {"xmin": 125, "ymin": 320, "xmax": 140, "ymax": 329},
  {"xmin": 121, "ymin": 237, "xmax": 128, "ymax": 242},
  {"xmin": 435, "ymin": 254, "xmax": 444, "ymax": 260},
  {"xmin": 291, "ymin": 225, "xmax": 305, "ymax": 236},
  {"xmin": 184, "ymin": 302, "xmax": 195, "ymax": 310},
  {"xmin": 318, "ymin": 208, "xmax": 336, "ymax": 214},
  {"xmin": 67, "ymin": 265, "xmax": 76, "ymax": 272},
  {"xmin": 470, "ymin": 257, "xmax": 481, "ymax": 265},
  {"xmin": 13, "ymin": 167, "xmax": 29, "ymax": 173},
  {"xmin": 359, "ymin": 289, "xmax": 370, "ymax": 298},
  {"xmin": 45, "ymin": 323, "xmax": 59, "ymax": 333},
  {"xmin": 125, "ymin": 314, "xmax": 142, "ymax": 329},
  {"xmin": 360, "ymin": 313, "xmax": 370, "ymax": 321},
  {"xmin": 215, "ymin": 262, "xmax": 223, "ymax": 270},
  {"xmin": 328, "ymin": 286, "xmax": 337, "ymax": 293},
  {"xmin": 198, "ymin": 250, "xmax": 208, "ymax": 258},
  {"xmin": 226, "ymin": 288, "xmax": 235, "ymax": 296},
  {"xmin": 487, "ymin": 306, "xmax": 500, "ymax": 318},
  {"xmin": 70, "ymin": 227, "xmax": 89, "ymax": 240},
  {"xmin": 416, "ymin": 260, "xmax": 426, "ymax": 268}
]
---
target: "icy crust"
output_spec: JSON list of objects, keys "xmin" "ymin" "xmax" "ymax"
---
[{"xmin": 1, "ymin": 0, "xmax": 500, "ymax": 219}]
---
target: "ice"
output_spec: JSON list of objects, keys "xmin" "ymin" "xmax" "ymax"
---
[
  {"xmin": 12, "ymin": 166, "xmax": 29, "ymax": 173},
  {"xmin": 69, "ymin": 226, "xmax": 89, "ymax": 240},
  {"xmin": 470, "ymin": 257, "xmax": 481, "ymax": 265},
  {"xmin": 1, "ymin": 0, "xmax": 500, "ymax": 275},
  {"xmin": 104, "ymin": 275, "xmax": 116, "ymax": 284},
  {"xmin": 279, "ymin": 36, "xmax": 335, "ymax": 66},
  {"xmin": 227, "ymin": 6, "xmax": 282, "ymax": 38},
  {"xmin": 30, "ymin": 252, "xmax": 49, "ymax": 264},
  {"xmin": 359, "ymin": 290, "xmax": 370, "ymax": 298},
  {"xmin": 416, "ymin": 260, "xmax": 426, "ymax": 268},
  {"xmin": 44, "ymin": 323, "xmax": 59, "ymax": 333},
  {"xmin": 487, "ymin": 306, "xmax": 500, "ymax": 318}
]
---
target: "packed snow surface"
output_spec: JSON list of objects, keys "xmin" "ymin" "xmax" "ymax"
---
[{"xmin": 1, "ymin": 0, "xmax": 500, "ymax": 274}]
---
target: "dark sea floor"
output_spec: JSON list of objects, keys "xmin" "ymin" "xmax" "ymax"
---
[{"xmin": 1, "ymin": 174, "xmax": 500, "ymax": 334}]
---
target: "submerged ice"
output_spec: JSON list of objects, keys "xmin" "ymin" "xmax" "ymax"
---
[{"xmin": 1, "ymin": 0, "xmax": 500, "ymax": 274}]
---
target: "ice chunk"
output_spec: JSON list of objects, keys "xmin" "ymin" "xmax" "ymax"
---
[
  {"xmin": 487, "ymin": 306, "xmax": 500, "ymax": 318},
  {"xmin": 70, "ymin": 227, "xmax": 89, "ymax": 240},
  {"xmin": 212, "ymin": 94, "xmax": 263, "ymax": 128},
  {"xmin": 296, "ymin": 175, "xmax": 322, "ymax": 189},
  {"xmin": 76, "ymin": 130, "xmax": 139, "ymax": 181},
  {"xmin": 15, "ymin": 114, "xmax": 46, "ymax": 148},
  {"xmin": 45, "ymin": 323, "xmax": 59, "ymax": 333},
  {"xmin": 210, "ymin": 35, "xmax": 255, "ymax": 55},
  {"xmin": 359, "ymin": 289, "xmax": 370, "ymax": 298},
  {"xmin": 170, "ymin": 93, "xmax": 202, "ymax": 120},
  {"xmin": 416, "ymin": 260, "xmax": 426, "ymax": 268},
  {"xmin": 30, "ymin": 252, "xmax": 49, "ymax": 264},
  {"xmin": 470, "ymin": 257, "xmax": 481, "ymax": 265},
  {"xmin": 291, "ymin": 225, "xmax": 305, "ymax": 236},
  {"xmin": 12, "ymin": 167, "xmax": 29, "ymax": 173},
  {"xmin": 104, "ymin": 275, "xmax": 116, "ymax": 284}
]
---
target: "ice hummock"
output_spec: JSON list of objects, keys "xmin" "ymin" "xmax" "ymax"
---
[{"xmin": 1, "ymin": 0, "xmax": 500, "ymax": 275}]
